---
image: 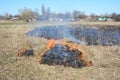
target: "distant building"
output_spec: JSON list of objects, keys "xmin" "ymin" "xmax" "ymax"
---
[
  {"xmin": 11, "ymin": 16, "xmax": 20, "ymax": 20},
  {"xmin": 98, "ymin": 17, "xmax": 111, "ymax": 21},
  {"xmin": 86, "ymin": 16, "xmax": 98, "ymax": 21}
]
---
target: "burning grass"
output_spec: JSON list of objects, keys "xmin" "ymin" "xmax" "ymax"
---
[
  {"xmin": 39, "ymin": 39, "xmax": 92, "ymax": 68},
  {"xmin": 0, "ymin": 22, "xmax": 120, "ymax": 80}
]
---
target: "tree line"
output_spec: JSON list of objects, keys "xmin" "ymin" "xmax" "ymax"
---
[{"xmin": 0, "ymin": 5, "xmax": 120, "ymax": 22}]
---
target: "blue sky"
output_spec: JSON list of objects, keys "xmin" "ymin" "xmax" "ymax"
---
[{"xmin": 0, "ymin": 0, "xmax": 120, "ymax": 15}]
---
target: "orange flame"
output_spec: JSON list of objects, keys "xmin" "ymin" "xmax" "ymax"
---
[
  {"xmin": 63, "ymin": 43, "xmax": 92, "ymax": 66},
  {"xmin": 47, "ymin": 38, "xmax": 55, "ymax": 50},
  {"xmin": 40, "ymin": 38, "xmax": 55, "ymax": 57},
  {"xmin": 17, "ymin": 48, "xmax": 27, "ymax": 57},
  {"xmin": 39, "ymin": 38, "xmax": 92, "ymax": 66}
]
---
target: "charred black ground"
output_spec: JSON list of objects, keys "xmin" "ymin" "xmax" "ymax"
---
[
  {"xmin": 27, "ymin": 26, "xmax": 69, "ymax": 39},
  {"xmin": 41, "ymin": 44, "xmax": 85, "ymax": 68},
  {"xmin": 27, "ymin": 26, "xmax": 120, "ymax": 46}
]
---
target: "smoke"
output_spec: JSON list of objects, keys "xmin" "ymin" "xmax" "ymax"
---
[
  {"xmin": 27, "ymin": 25, "xmax": 120, "ymax": 46},
  {"xmin": 27, "ymin": 26, "xmax": 86, "ymax": 44}
]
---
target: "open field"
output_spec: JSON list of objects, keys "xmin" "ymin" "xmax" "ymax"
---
[
  {"xmin": 1, "ymin": 21, "xmax": 120, "ymax": 27},
  {"xmin": 0, "ymin": 22, "xmax": 120, "ymax": 80}
]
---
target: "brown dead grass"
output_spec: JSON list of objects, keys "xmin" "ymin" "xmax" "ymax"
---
[{"xmin": 0, "ymin": 23, "xmax": 120, "ymax": 80}]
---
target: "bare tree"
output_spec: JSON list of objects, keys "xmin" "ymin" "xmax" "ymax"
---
[
  {"xmin": 65, "ymin": 11, "xmax": 71, "ymax": 19},
  {"xmin": 0, "ymin": 15, "xmax": 4, "ymax": 20},
  {"xmin": 41, "ymin": 4, "xmax": 46, "ymax": 20},
  {"xmin": 72, "ymin": 10, "xmax": 80, "ymax": 20},
  {"xmin": 77, "ymin": 11, "xmax": 87, "ymax": 20},
  {"xmin": 46, "ymin": 7, "xmax": 51, "ymax": 20},
  {"xmin": 19, "ymin": 8, "xmax": 39, "ymax": 21},
  {"xmin": 3, "ymin": 13, "xmax": 12, "ymax": 20},
  {"xmin": 111, "ymin": 13, "xmax": 120, "ymax": 21},
  {"xmin": 73, "ymin": 10, "xmax": 86, "ymax": 21},
  {"xmin": 89, "ymin": 13, "xmax": 98, "ymax": 21}
]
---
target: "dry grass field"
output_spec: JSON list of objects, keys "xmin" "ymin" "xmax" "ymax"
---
[{"xmin": 0, "ymin": 21, "xmax": 120, "ymax": 80}]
